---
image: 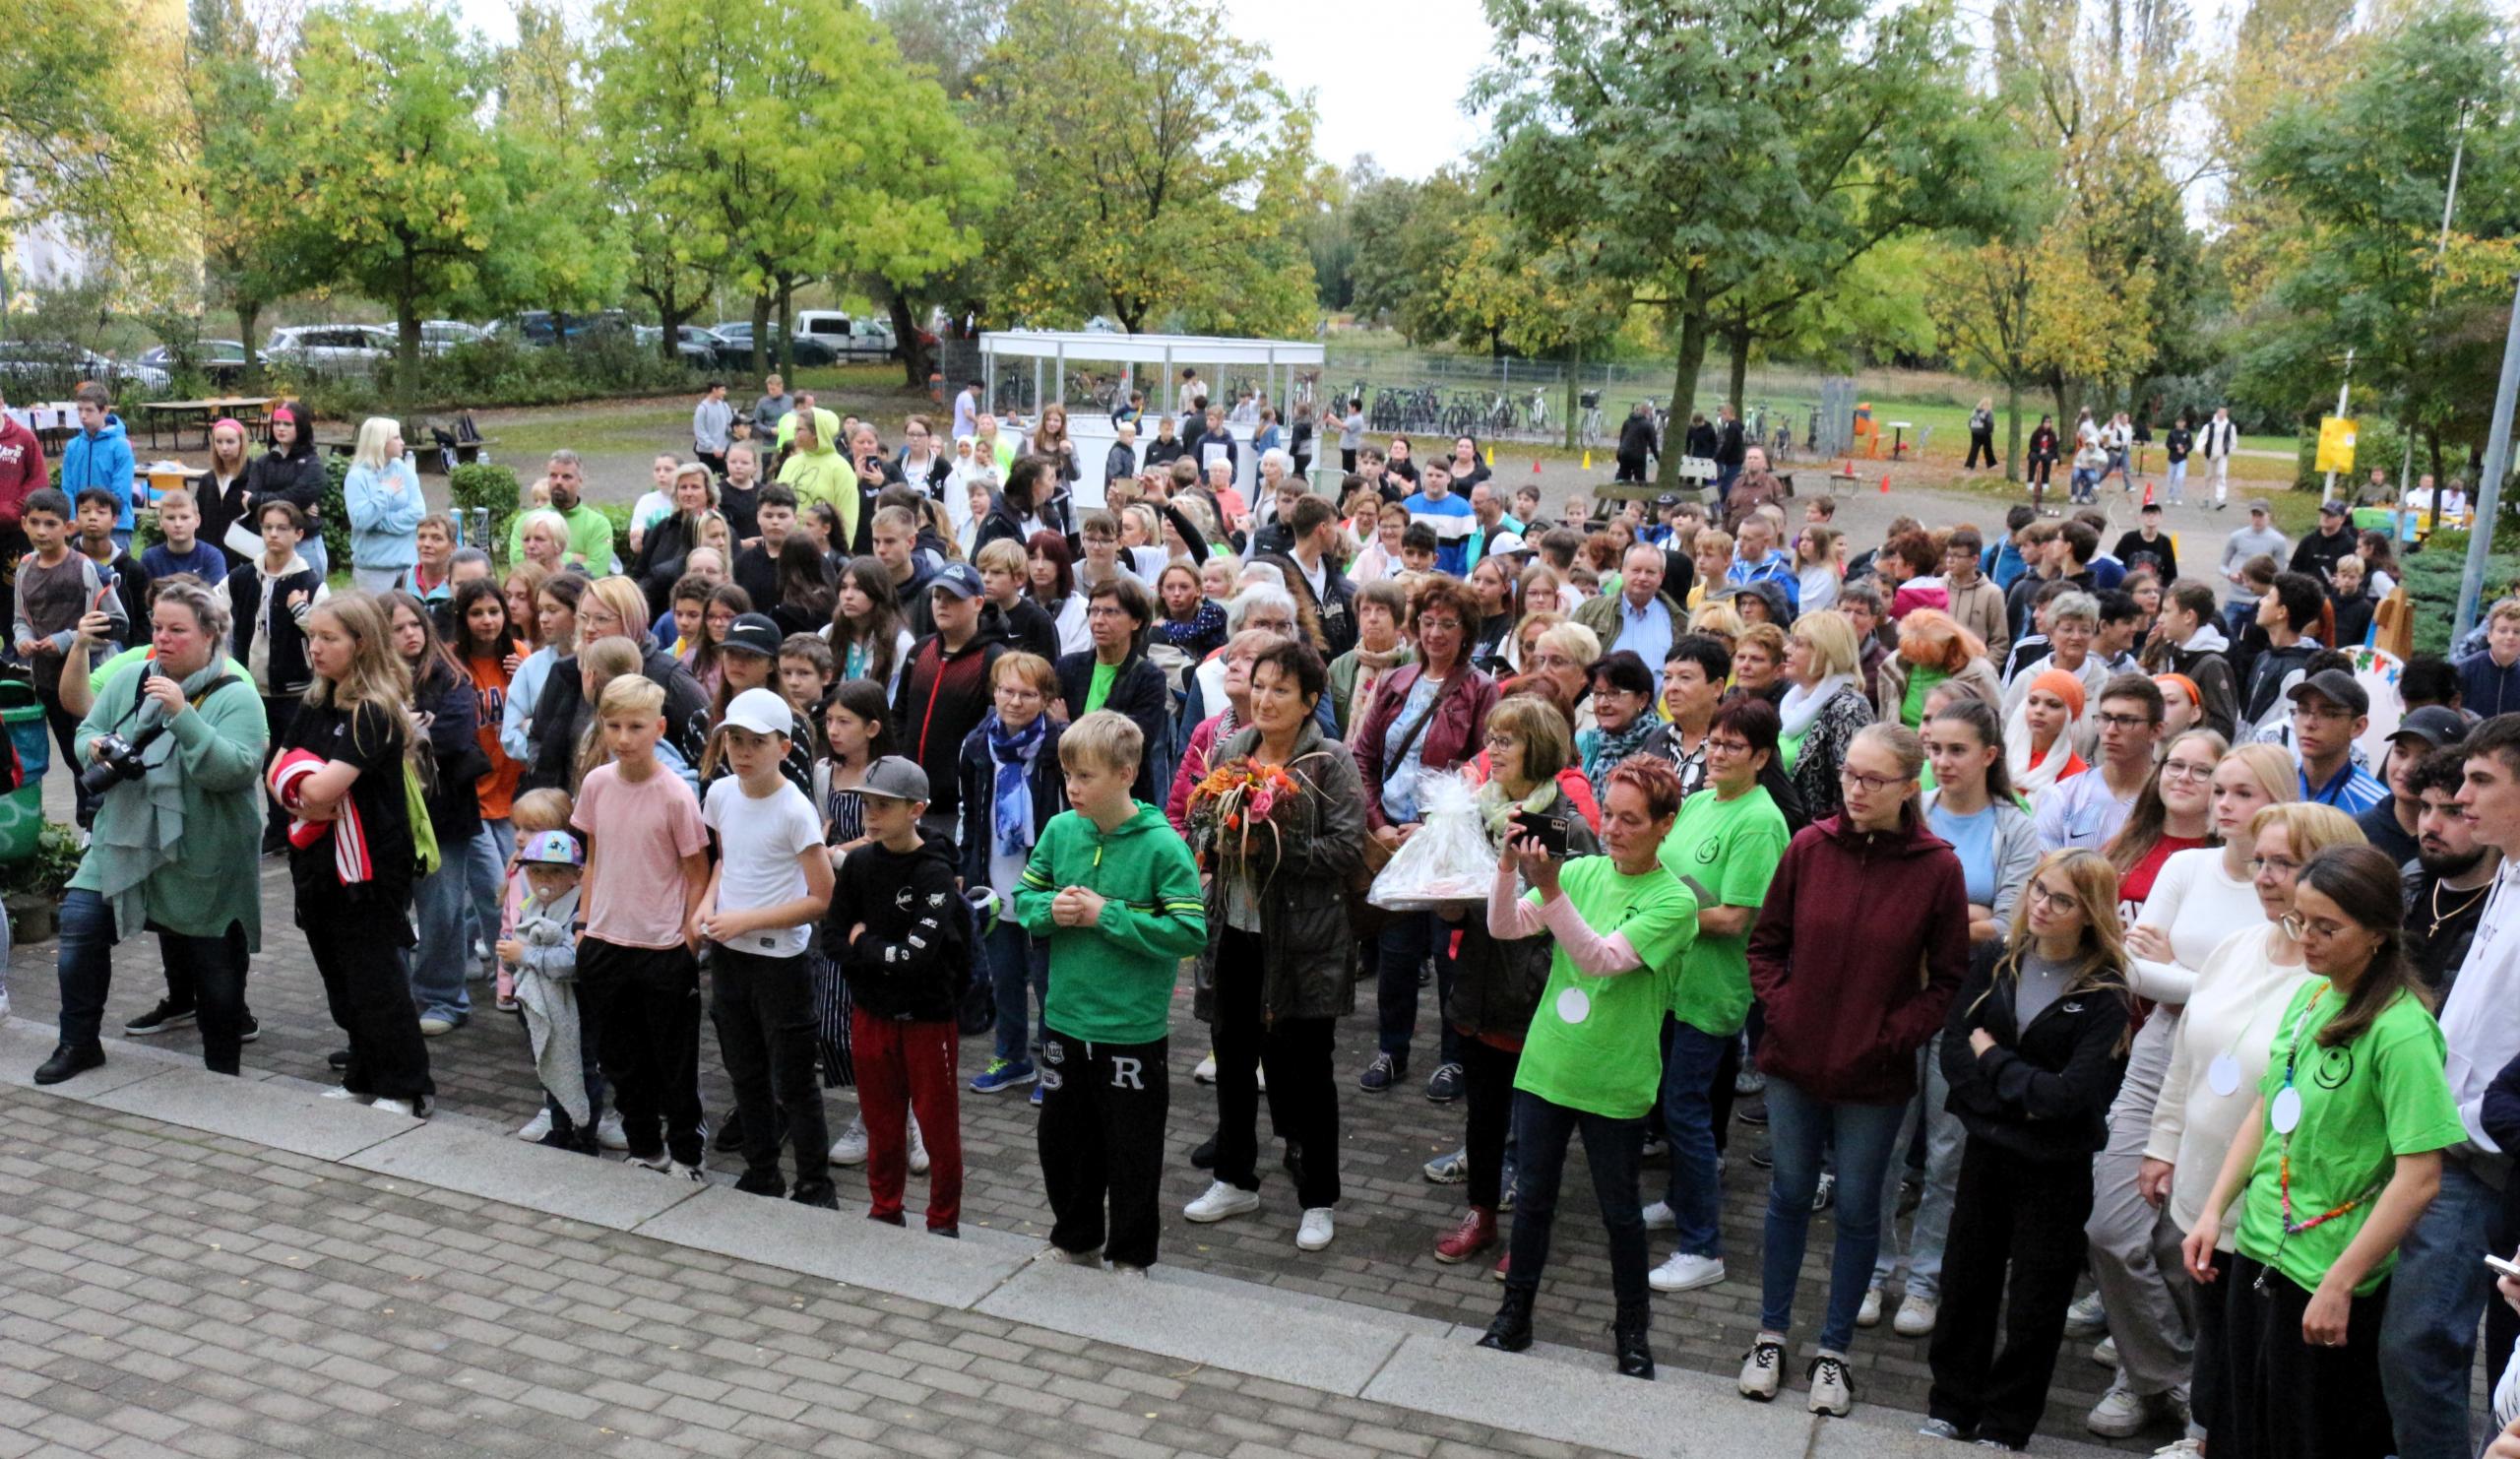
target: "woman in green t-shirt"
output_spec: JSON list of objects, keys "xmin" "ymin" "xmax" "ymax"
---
[
  {"xmin": 2181, "ymin": 844, "xmax": 2464, "ymax": 1459},
  {"xmin": 1474, "ymin": 754, "xmax": 1698, "ymax": 1381}
]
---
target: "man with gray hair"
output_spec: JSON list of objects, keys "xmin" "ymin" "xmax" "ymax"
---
[{"xmin": 506, "ymin": 449, "xmax": 615, "ymax": 571}]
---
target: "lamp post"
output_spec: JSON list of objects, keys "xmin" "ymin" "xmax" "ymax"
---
[{"xmin": 2453, "ymin": 273, "xmax": 2520, "ymax": 645}]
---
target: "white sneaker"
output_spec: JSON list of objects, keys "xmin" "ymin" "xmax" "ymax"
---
[
  {"xmin": 1805, "ymin": 1353, "xmax": 1854, "ymax": 1417},
  {"xmin": 596, "ymin": 1110, "xmax": 628, "ymax": 1151},
  {"xmin": 1737, "ymin": 1338, "xmax": 1785, "ymax": 1401},
  {"xmin": 1918, "ymin": 1419, "xmax": 1965, "ymax": 1440},
  {"xmin": 1894, "ymin": 1293, "xmax": 1939, "ymax": 1338},
  {"xmin": 1647, "ymin": 1251, "xmax": 1726, "ymax": 1293},
  {"xmin": 515, "ymin": 1108, "xmax": 554, "ymax": 1142},
  {"xmin": 1295, "ymin": 1208, "xmax": 1334, "ymax": 1251},
  {"xmin": 1640, "ymin": 1200, "xmax": 1677, "ymax": 1231},
  {"xmin": 2087, "ymin": 1383, "xmax": 2149, "ymax": 1439},
  {"xmin": 322, "ymin": 1086, "xmax": 360, "ymax": 1100},
  {"xmin": 829, "ymin": 1115, "xmax": 869, "ymax": 1166},
  {"xmin": 627, "ymin": 1150, "xmax": 672, "ymax": 1172},
  {"xmin": 1034, "ymin": 1243, "xmax": 1100, "ymax": 1267},
  {"xmin": 2064, "ymin": 1289, "xmax": 2108, "ymax": 1337},
  {"xmin": 2150, "ymin": 1440, "xmax": 2205, "ymax": 1457},
  {"xmin": 908, "ymin": 1116, "xmax": 930, "ymax": 1175},
  {"xmin": 667, "ymin": 1161, "xmax": 706, "ymax": 1182},
  {"xmin": 1183, "ymin": 1179, "xmax": 1260, "ymax": 1223},
  {"xmin": 0, "ymin": 987, "xmax": 11, "ymax": 1021},
  {"xmin": 370, "ymin": 1098, "xmax": 418, "ymax": 1117},
  {"xmin": 2091, "ymin": 1335, "xmax": 2118, "ymax": 1367},
  {"xmin": 1857, "ymin": 1285, "xmax": 1884, "ymax": 1328},
  {"xmin": 1110, "ymin": 1262, "xmax": 1149, "ymax": 1279},
  {"xmin": 1194, "ymin": 1051, "xmax": 1218, "ymax": 1084},
  {"xmin": 1254, "ymin": 1062, "xmax": 1266, "ymax": 1093}
]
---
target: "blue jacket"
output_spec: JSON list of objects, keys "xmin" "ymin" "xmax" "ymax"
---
[
  {"xmin": 2457, "ymin": 650, "xmax": 2520, "ymax": 720},
  {"xmin": 344, "ymin": 458, "xmax": 426, "ymax": 570},
  {"xmin": 59, "ymin": 414, "xmax": 136, "ymax": 530}
]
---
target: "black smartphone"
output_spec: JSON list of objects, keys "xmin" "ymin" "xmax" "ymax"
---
[{"xmin": 1509, "ymin": 810, "xmax": 1567, "ymax": 857}]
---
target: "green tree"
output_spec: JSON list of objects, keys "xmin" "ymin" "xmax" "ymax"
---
[
  {"xmin": 973, "ymin": 0, "xmax": 1321, "ymax": 335},
  {"xmin": 184, "ymin": 0, "xmax": 309, "ymax": 379},
  {"xmin": 2235, "ymin": 2, "xmax": 2520, "ymax": 480},
  {"xmin": 0, "ymin": 0, "xmax": 185, "ymax": 285},
  {"xmin": 283, "ymin": 1, "xmax": 615, "ymax": 417},
  {"xmin": 1480, "ymin": 0, "xmax": 1997, "ymax": 490}
]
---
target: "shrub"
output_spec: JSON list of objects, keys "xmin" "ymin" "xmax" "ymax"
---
[
  {"xmin": 2398, "ymin": 531, "xmax": 2520, "ymax": 658},
  {"xmin": 291, "ymin": 335, "xmax": 697, "ymax": 418},
  {"xmin": 448, "ymin": 463, "xmax": 523, "ymax": 564},
  {"xmin": 320, "ymin": 453, "xmax": 351, "ymax": 572}
]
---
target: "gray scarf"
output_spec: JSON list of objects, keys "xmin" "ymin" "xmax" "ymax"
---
[{"xmin": 89, "ymin": 658, "xmax": 227, "ymax": 934}]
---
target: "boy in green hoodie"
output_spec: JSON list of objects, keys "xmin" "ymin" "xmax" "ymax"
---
[{"xmin": 1016, "ymin": 709, "xmax": 1206, "ymax": 1272}]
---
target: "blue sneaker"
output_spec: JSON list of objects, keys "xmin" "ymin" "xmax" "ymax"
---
[
  {"xmin": 971, "ymin": 1056, "xmax": 1037, "ymax": 1094},
  {"xmin": 1030, "ymin": 1081, "xmax": 1044, "ymax": 1108}
]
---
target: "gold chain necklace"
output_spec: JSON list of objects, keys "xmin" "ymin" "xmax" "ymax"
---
[{"xmin": 2428, "ymin": 877, "xmax": 2490, "ymax": 938}]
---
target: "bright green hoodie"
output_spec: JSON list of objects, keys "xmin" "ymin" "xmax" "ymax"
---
[
  {"xmin": 776, "ymin": 408, "xmax": 859, "ymax": 543},
  {"xmin": 1015, "ymin": 800, "xmax": 1206, "ymax": 1045}
]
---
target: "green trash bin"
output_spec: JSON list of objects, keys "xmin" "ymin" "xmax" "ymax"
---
[
  {"xmin": 0, "ymin": 677, "xmax": 45, "ymax": 785},
  {"xmin": 0, "ymin": 781, "xmax": 42, "ymax": 864}
]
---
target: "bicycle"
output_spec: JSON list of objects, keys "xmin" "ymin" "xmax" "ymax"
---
[
  {"xmin": 1579, "ymin": 389, "xmax": 1605, "ymax": 449},
  {"xmin": 1525, "ymin": 387, "xmax": 1551, "ymax": 439}
]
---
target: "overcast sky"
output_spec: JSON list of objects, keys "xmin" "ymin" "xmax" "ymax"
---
[{"xmin": 451, "ymin": 0, "xmax": 1496, "ymax": 180}]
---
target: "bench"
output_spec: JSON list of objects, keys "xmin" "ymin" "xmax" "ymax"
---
[{"xmin": 418, "ymin": 437, "xmax": 499, "ymax": 474}]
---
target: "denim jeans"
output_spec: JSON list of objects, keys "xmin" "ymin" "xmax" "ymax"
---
[
  {"xmin": 1873, "ymin": 1030, "xmax": 1965, "ymax": 1301},
  {"xmin": 1376, "ymin": 911, "xmax": 1462, "ymax": 1067},
  {"xmin": 983, "ymin": 919, "xmax": 1048, "ymax": 1064},
  {"xmin": 298, "ymin": 534, "xmax": 328, "ymax": 582},
  {"xmin": 55, "ymin": 888, "xmax": 250, "ymax": 1073},
  {"xmin": 2166, "ymin": 459, "xmax": 2188, "ymax": 502},
  {"xmin": 2376, "ymin": 1157, "xmax": 2500, "ymax": 1459},
  {"xmin": 1659, "ymin": 1017, "xmax": 1732, "ymax": 1259},
  {"xmin": 1760, "ymin": 1072, "xmax": 1909, "ymax": 1353},
  {"xmin": 408, "ymin": 858, "xmax": 473, "ymax": 1024},
  {"xmin": 1504, "ymin": 1089, "xmax": 1650, "ymax": 1309},
  {"xmin": 464, "ymin": 822, "xmax": 509, "ymax": 973}
]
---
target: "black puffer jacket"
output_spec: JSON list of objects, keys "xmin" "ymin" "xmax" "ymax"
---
[
  {"xmin": 1190, "ymin": 721, "xmax": 1366, "ymax": 1026},
  {"xmin": 1449, "ymin": 786, "xmax": 1599, "ymax": 1040},
  {"xmin": 1939, "ymin": 948, "xmax": 2132, "ymax": 1162},
  {"xmin": 244, "ymin": 438, "xmax": 329, "ymax": 535}
]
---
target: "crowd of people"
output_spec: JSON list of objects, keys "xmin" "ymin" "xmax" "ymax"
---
[{"xmin": 12, "ymin": 372, "xmax": 2520, "ymax": 1457}]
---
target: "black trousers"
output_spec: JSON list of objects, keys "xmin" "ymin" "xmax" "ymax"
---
[
  {"xmin": 1614, "ymin": 452, "xmax": 1647, "ymax": 483},
  {"xmin": 36, "ymin": 681, "xmax": 94, "ymax": 824},
  {"xmin": 259, "ymin": 695, "xmax": 299, "ymax": 852},
  {"xmin": 56, "ymin": 890, "xmax": 251, "ymax": 1073},
  {"xmin": 2187, "ymin": 1244, "xmax": 2233, "ymax": 1441},
  {"xmin": 2220, "ymin": 1253, "xmax": 2396, "ymax": 1459},
  {"xmin": 1504, "ymin": 1090, "xmax": 1650, "ymax": 1309},
  {"xmin": 710, "ymin": 945, "xmax": 829, "ymax": 1188},
  {"xmin": 1039, "ymin": 1027, "xmax": 1168, "ymax": 1267},
  {"xmin": 1926, "ymin": 1138, "xmax": 2093, "ymax": 1447},
  {"xmin": 1211, "ymin": 928, "xmax": 1340, "ymax": 1208},
  {"xmin": 1459, "ymin": 1033, "xmax": 1520, "ymax": 1211},
  {"xmin": 579, "ymin": 937, "xmax": 706, "ymax": 1166},
  {"xmin": 303, "ymin": 902, "xmax": 431, "ymax": 1102},
  {"xmin": 1967, "ymin": 432, "xmax": 1997, "ymax": 469},
  {"xmin": 1340, "ymin": 449, "xmax": 1356, "ymax": 474}
]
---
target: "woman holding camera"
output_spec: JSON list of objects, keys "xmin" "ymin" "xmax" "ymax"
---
[{"xmin": 34, "ymin": 580, "xmax": 269, "ymax": 1085}]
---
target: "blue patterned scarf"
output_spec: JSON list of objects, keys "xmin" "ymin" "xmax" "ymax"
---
[{"xmin": 988, "ymin": 711, "xmax": 1050, "ymax": 856}]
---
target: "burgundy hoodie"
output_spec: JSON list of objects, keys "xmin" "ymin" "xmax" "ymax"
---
[
  {"xmin": 0, "ymin": 413, "xmax": 43, "ymax": 530},
  {"xmin": 1747, "ymin": 806, "xmax": 1970, "ymax": 1105}
]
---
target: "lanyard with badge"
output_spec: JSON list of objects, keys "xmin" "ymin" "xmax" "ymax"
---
[{"xmin": 2256, "ymin": 983, "xmax": 2380, "ymax": 1289}]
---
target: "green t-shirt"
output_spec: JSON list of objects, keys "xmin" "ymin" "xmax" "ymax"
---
[
  {"xmin": 1900, "ymin": 665, "xmax": 1946, "ymax": 729},
  {"xmin": 2234, "ymin": 980, "xmax": 2465, "ymax": 1296},
  {"xmin": 1778, "ymin": 730, "xmax": 1803, "ymax": 774},
  {"xmin": 1514, "ymin": 856, "xmax": 1699, "ymax": 1119},
  {"xmin": 1658, "ymin": 785, "xmax": 1790, "ymax": 1038},
  {"xmin": 1086, "ymin": 658, "xmax": 1121, "ymax": 715}
]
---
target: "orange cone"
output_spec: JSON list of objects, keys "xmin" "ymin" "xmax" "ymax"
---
[
  {"xmin": 1531, "ymin": 459, "xmax": 1542, "ymax": 474},
  {"xmin": 1879, "ymin": 475, "xmax": 1891, "ymax": 494},
  {"xmin": 2143, "ymin": 479, "xmax": 2155, "ymax": 506}
]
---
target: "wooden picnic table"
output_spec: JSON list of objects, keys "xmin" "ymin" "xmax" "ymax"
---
[{"xmin": 137, "ymin": 397, "xmax": 276, "ymax": 452}]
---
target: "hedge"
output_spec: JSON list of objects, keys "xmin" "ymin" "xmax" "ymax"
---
[{"xmin": 2399, "ymin": 531, "xmax": 2519, "ymax": 658}]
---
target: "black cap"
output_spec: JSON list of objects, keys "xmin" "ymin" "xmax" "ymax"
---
[
  {"xmin": 2389, "ymin": 704, "xmax": 2467, "ymax": 749},
  {"xmin": 2140, "ymin": 500, "xmax": 2163, "ymax": 513},
  {"xmin": 2319, "ymin": 499, "xmax": 2348, "ymax": 517},
  {"xmin": 720, "ymin": 612, "xmax": 783, "ymax": 660},
  {"xmin": 928, "ymin": 563, "xmax": 984, "ymax": 601},
  {"xmin": 2286, "ymin": 667, "xmax": 2369, "ymax": 717},
  {"xmin": 1655, "ymin": 493, "xmax": 1680, "ymax": 508}
]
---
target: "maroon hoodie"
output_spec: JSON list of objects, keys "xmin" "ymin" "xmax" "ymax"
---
[
  {"xmin": 1747, "ymin": 806, "xmax": 1970, "ymax": 1105},
  {"xmin": 0, "ymin": 413, "xmax": 44, "ymax": 531}
]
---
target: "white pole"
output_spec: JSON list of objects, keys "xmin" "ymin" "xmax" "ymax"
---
[
  {"xmin": 2412, "ymin": 102, "xmax": 2471, "ymax": 513},
  {"xmin": 2324, "ymin": 347, "xmax": 2355, "ymax": 504},
  {"xmin": 2454, "ymin": 274, "xmax": 2520, "ymax": 642}
]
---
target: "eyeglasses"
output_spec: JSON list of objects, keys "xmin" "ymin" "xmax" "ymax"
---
[
  {"xmin": 1482, "ymin": 731, "xmax": 1520, "ymax": 748},
  {"xmin": 2160, "ymin": 758, "xmax": 2215, "ymax": 783},
  {"xmin": 1706, "ymin": 736, "xmax": 1753, "ymax": 755},
  {"xmin": 1085, "ymin": 604, "xmax": 1129, "ymax": 618},
  {"xmin": 2279, "ymin": 912, "xmax": 2356, "ymax": 942},
  {"xmin": 2030, "ymin": 885, "xmax": 2080, "ymax": 913},
  {"xmin": 2292, "ymin": 703, "xmax": 2355, "ymax": 724},
  {"xmin": 1418, "ymin": 618, "xmax": 1461, "ymax": 633},
  {"xmin": 1839, "ymin": 768, "xmax": 1914, "ymax": 793},
  {"xmin": 2247, "ymin": 856, "xmax": 2302, "ymax": 878},
  {"xmin": 2093, "ymin": 712, "xmax": 2155, "ymax": 730},
  {"xmin": 1528, "ymin": 651, "xmax": 1580, "ymax": 670}
]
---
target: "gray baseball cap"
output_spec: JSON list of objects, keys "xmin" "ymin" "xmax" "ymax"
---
[{"xmin": 858, "ymin": 755, "xmax": 931, "ymax": 802}]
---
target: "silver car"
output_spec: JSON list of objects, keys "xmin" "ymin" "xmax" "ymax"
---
[{"xmin": 265, "ymin": 325, "xmax": 393, "ymax": 373}]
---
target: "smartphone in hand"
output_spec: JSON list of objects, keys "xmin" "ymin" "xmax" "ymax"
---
[{"xmin": 1509, "ymin": 809, "xmax": 1568, "ymax": 858}]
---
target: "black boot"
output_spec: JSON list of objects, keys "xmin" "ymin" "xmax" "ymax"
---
[
  {"xmin": 1477, "ymin": 1286, "xmax": 1535, "ymax": 1354},
  {"xmin": 1190, "ymin": 1134, "xmax": 1218, "ymax": 1169},
  {"xmin": 1611, "ymin": 1300, "xmax": 1655, "ymax": 1380}
]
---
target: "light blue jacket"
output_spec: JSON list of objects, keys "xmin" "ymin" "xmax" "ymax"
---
[
  {"xmin": 344, "ymin": 457, "xmax": 425, "ymax": 570},
  {"xmin": 59, "ymin": 414, "xmax": 136, "ymax": 530}
]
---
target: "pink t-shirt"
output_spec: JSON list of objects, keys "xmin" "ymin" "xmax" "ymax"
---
[{"xmin": 572, "ymin": 761, "xmax": 708, "ymax": 949}]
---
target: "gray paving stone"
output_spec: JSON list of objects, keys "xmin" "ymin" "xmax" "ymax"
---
[
  {"xmin": 0, "ymin": 1020, "xmax": 191, "ymax": 1097},
  {"xmin": 1810, "ymin": 1402, "xmax": 2130, "ymax": 1458},
  {"xmin": 80, "ymin": 1065, "xmax": 411, "ymax": 1162},
  {"xmin": 631, "ymin": 1183, "xmax": 1028, "ymax": 1309},
  {"xmin": 1360, "ymin": 1331, "xmax": 1818, "ymax": 1458},
  {"xmin": 340, "ymin": 1121, "xmax": 707, "ymax": 1233},
  {"xmin": 977, "ymin": 1259, "xmax": 1406, "ymax": 1397}
]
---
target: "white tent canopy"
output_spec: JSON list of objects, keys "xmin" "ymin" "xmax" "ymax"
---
[{"xmin": 977, "ymin": 331, "xmax": 1327, "ymax": 505}]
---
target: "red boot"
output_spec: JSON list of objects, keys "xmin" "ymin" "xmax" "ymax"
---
[{"xmin": 1435, "ymin": 1206, "xmax": 1497, "ymax": 1264}]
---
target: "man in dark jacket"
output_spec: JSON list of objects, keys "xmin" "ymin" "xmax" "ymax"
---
[
  {"xmin": 521, "ymin": 639, "xmax": 710, "ymax": 793},
  {"xmin": 243, "ymin": 404, "xmax": 332, "ymax": 577},
  {"xmin": 1056, "ymin": 577, "xmax": 1170, "ymax": 802},
  {"xmin": 2289, "ymin": 500, "xmax": 2357, "ymax": 586},
  {"xmin": 892, "ymin": 564, "xmax": 1006, "ymax": 839},
  {"xmin": 1255, "ymin": 495, "xmax": 1358, "ymax": 660},
  {"xmin": 1616, "ymin": 403, "xmax": 1659, "ymax": 482},
  {"xmin": 1713, "ymin": 406, "xmax": 1746, "ymax": 499}
]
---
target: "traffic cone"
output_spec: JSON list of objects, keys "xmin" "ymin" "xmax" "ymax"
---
[
  {"xmin": 2143, "ymin": 479, "xmax": 2155, "ymax": 506},
  {"xmin": 1879, "ymin": 475, "xmax": 1891, "ymax": 494},
  {"xmin": 1486, "ymin": 446, "xmax": 1496, "ymax": 468},
  {"xmin": 1531, "ymin": 459, "xmax": 1542, "ymax": 475},
  {"xmin": 1582, "ymin": 450, "xmax": 1592, "ymax": 471}
]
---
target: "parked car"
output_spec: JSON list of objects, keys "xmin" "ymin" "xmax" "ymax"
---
[
  {"xmin": 0, "ymin": 340, "xmax": 163, "ymax": 394},
  {"xmin": 265, "ymin": 325, "xmax": 394, "ymax": 373},
  {"xmin": 486, "ymin": 310, "xmax": 634, "ymax": 349},
  {"xmin": 139, "ymin": 340, "xmax": 250, "ymax": 388},
  {"xmin": 791, "ymin": 309, "xmax": 898, "ymax": 361},
  {"xmin": 420, "ymin": 320, "xmax": 487, "ymax": 353},
  {"xmin": 633, "ymin": 324, "xmax": 724, "ymax": 368},
  {"xmin": 707, "ymin": 322, "xmax": 842, "ymax": 369}
]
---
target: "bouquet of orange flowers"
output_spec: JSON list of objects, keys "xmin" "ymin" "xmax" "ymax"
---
[{"xmin": 1184, "ymin": 756, "xmax": 1307, "ymax": 867}]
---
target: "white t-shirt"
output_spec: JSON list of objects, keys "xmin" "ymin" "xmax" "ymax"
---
[
  {"xmin": 630, "ymin": 489, "xmax": 674, "ymax": 537},
  {"xmin": 701, "ymin": 776, "xmax": 824, "ymax": 958},
  {"xmin": 2128, "ymin": 847, "xmax": 2263, "ymax": 1003},
  {"xmin": 2146, "ymin": 922, "xmax": 2312, "ymax": 1244}
]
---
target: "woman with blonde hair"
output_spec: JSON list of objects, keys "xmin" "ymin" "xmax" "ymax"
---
[
  {"xmin": 1796, "ymin": 524, "xmax": 1845, "ymax": 615},
  {"xmin": 345, "ymin": 416, "xmax": 424, "ymax": 594},
  {"xmin": 518, "ymin": 510, "xmax": 572, "ymax": 574},
  {"xmin": 1778, "ymin": 611, "xmax": 1873, "ymax": 822},
  {"xmin": 1922, "ymin": 849, "xmax": 2135, "ymax": 1448},
  {"xmin": 2130, "ymin": 797, "xmax": 2356, "ymax": 1447},
  {"xmin": 1689, "ymin": 599, "xmax": 1744, "ymax": 646},
  {"xmin": 1879, "ymin": 608, "xmax": 2002, "ymax": 729}
]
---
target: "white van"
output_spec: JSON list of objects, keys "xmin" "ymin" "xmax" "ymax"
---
[{"xmin": 790, "ymin": 310, "xmax": 897, "ymax": 361}]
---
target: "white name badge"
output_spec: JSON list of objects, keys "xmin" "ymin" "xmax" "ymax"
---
[
  {"xmin": 1556, "ymin": 987, "xmax": 1591, "ymax": 1026},
  {"xmin": 2270, "ymin": 1086, "xmax": 2303, "ymax": 1135},
  {"xmin": 2208, "ymin": 1053, "xmax": 2242, "ymax": 1098}
]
